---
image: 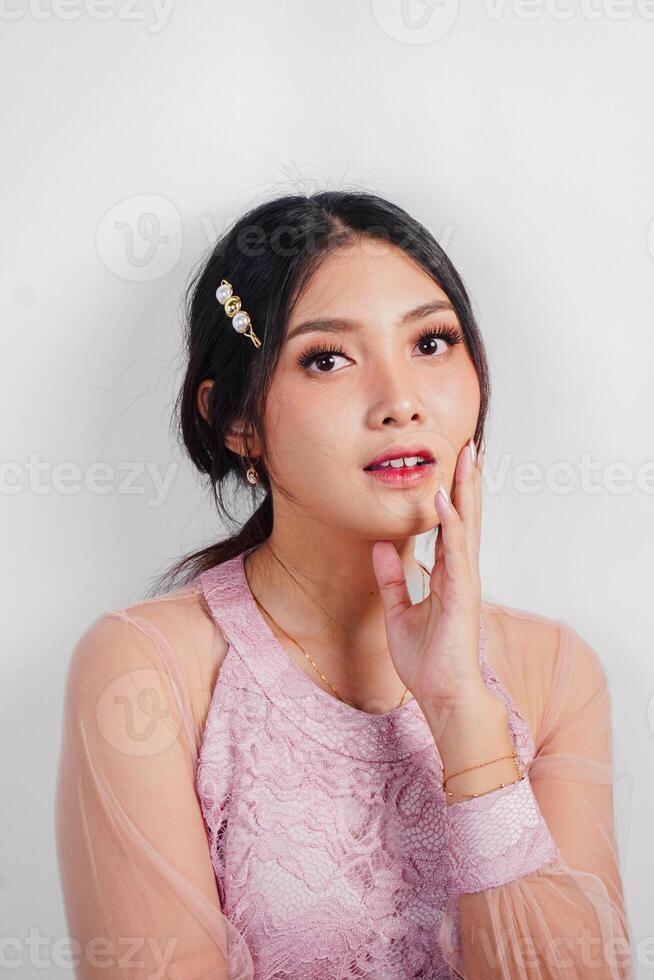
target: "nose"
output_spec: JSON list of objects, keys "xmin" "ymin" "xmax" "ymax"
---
[{"xmin": 366, "ymin": 359, "xmax": 426, "ymax": 427}]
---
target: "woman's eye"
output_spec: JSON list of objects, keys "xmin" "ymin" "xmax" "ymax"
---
[
  {"xmin": 295, "ymin": 326, "xmax": 463, "ymax": 375},
  {"xmin": 414, "ymin": 332, "xmax": 456, "ymax": 357},
  {"xmin": 299, "ymin": 349, "xmax": 349, "ymax": 374}
]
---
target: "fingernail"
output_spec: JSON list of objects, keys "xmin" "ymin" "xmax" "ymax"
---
[
  {"xmin": 468, "ymin": 438, "xmax": 477, "ymax": 466},
  {"xmin": 438, "ymin": 483, "xmax": 451, "ymax": 507}
]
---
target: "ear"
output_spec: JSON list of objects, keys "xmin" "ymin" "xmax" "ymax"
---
[
  {"xmin": 197, "ymin": 380, "xmax": 260, "ymax": 458},
  {"xmin": 197, "ymin": 379, "xmax": 213, "ymax": 423},
  {"xmin": 225, "ymin": 418, "xmax": 262, "ymax": 459},
  {"xmin": 223, "ymin": 419, "xmax": 250, "ymax": 457}
]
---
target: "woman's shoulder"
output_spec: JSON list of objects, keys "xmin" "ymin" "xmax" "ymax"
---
[
  {"xmin": 480, "ymin": 599, "xmax": 608, "ymax": 735},
  {"xmin": 76, "ymin": 581, "xmax": 224, "ymax": 651},
  {"xmin": 481, "ymin": 598, "xmax": 562, "ymax": 662},
  {"xmin": 66, "ymin": 580, "xmax": 230, "ymax": 736},
  {"xmin": 481, "ymin": 597, "xmax": 599, "ymax": 667}
]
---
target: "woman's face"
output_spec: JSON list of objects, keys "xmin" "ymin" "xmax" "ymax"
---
[{"xmin": 255, "ymin": 238, "xmax": 480, "ymax": 540}]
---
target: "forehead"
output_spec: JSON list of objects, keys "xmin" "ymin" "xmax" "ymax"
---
[{"xmin": 289, "ymin": 240, "xmax": 451, "ymax": 323}]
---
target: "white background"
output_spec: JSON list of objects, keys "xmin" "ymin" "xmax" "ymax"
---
[{"xmin": 1, "ymin": 0, "xmax": 652, "ymax": 974}]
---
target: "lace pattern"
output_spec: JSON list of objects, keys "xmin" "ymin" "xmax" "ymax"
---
[{"xmin": 196, "ymin": 551, "xmax": 560, "ymax": 979}]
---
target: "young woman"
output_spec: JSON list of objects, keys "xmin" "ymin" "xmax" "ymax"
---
[{"xmin": 55, "ymin": 191, "xmax": 633, "ymax": 978}]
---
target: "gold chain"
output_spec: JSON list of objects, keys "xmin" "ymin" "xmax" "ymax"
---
[
  {"xmin": 247, "ymin": 558, "xmax": 431, "ymax": 711},
  {"xmin": 441, "ymin": 749, "xmax": 524, "ymax": 798}
]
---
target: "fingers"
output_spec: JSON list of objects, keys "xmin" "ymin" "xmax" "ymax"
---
[
  {"xmin": 371, "ymin": 540, "xmax": 413, "ymax": 625},
  {"xmin": 454, "ymin": 439, "xmax": 479, "ymax": 546},
  {"xmin": 434, "ymin": 484, "xmax": 472, "ymax": 598},
  {"xmin": 433, "ymin": 437, "xmax": 484, "ymax": 598},
  {"xmin": 456, "ymin": 438, "xmax": 484, "ymax": 564}
]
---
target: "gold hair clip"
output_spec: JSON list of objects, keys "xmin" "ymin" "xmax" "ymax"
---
[{"xmin": 215, "ymin": 279, "xmax": 263, "ymax": 349}]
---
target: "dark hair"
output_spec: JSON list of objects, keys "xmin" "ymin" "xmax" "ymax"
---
[{"xmin": 146, "ymin": 190, "xmax": 490, "ymax": 597}]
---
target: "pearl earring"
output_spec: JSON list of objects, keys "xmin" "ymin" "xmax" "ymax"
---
[{"xmin": 245, "ymin": 463, "xmax": 259, "ymax": 485}]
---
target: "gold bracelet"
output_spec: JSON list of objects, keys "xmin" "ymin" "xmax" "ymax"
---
[
  {"xmin": 441, "ymin": 749, "xmax": 523, "ymax": 798},
  {"xmin": 443, "ymin": 773, "xmax": 525, "ymax": 799}
]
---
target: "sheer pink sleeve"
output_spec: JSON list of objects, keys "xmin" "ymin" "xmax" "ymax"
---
[
  {"xmin": 54, "ymin": 595, "xmax": 254, "ymax": 980},
  {"xmin": 438, "ymin": 616, "xmax": 634, "ymax": 978}
]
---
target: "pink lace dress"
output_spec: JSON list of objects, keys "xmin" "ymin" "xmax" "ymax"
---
[
  {"xmin": 55, "ymin": 546, "xmax": 634, "ymax": 979},
  {"xmin": 196, "ymin": 550, "xmax": 558, "ymax": 978}
]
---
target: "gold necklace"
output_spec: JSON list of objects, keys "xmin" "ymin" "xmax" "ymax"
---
[{"xmin": 247, "ymin": 558, "xmax": 431, "ymax": 711}]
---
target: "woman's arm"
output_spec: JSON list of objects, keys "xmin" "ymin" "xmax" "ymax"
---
[
  {"xmin": 429, "ymin": 623, "xmax": 633, "ymax": 979},
  {"xmin": 55, "ymin": 609, "xmax": 253, "ymax": 980}
]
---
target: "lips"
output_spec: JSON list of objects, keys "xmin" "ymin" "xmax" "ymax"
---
[{"xmin": 363, "ymin": 445, "xmax": 436, "ymax": 470}]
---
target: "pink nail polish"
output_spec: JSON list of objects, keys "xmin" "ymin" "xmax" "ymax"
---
[
  {"xmin": 468, "ymin": 439, "xmax": 477, "ymax": 466},
  {"xmin": 438, "ymin": 483, "xmax": 450, "ymax": 507}
]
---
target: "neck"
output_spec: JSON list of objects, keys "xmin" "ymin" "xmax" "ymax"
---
[
  {"xmin": 243, "ymin": 532, "xmax": 427, "ymax": 712},
  {"xmin": 244, "ymin": 532, "xmax": 426, "ymax": 641}
]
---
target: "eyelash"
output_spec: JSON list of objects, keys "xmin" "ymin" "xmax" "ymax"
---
[{"xmin": 295, "ymin": 324, "xmax": 464, "ymax": 373}]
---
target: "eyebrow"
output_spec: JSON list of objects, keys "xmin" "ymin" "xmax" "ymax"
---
[{"xmin": 286, "ymin": 300, "xmax": 456, "ymax": 342}]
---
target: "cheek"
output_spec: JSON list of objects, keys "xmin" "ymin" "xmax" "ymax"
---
[
  {"xmin": 266, "ymin": 385, "xmax": 351, "ymax": 468},
  {"xmin": 266, "ymin": 386, "xmax": 353, "ymax": 477},
  {"xmin": 265, "ymin": 361, "xmax": 481, "ymax": 481},
  {"xmin": 430, "ymin": 362, "xmax": 481, "ymax": 426},
  {"xmin": 418, "ymin": 366, "xmax": 481, "ymax": 475}
]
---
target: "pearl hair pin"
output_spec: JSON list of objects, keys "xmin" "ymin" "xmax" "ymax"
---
[{"xmin": 215, "ymin": 279, "xmax": 263, "ymax": 349}]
